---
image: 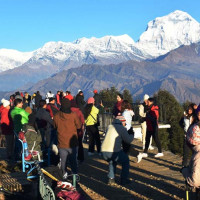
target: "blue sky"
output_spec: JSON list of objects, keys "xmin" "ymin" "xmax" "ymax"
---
[{"xmin": 0, "ymin": 0, "xmax": 200, "ymax": 52}]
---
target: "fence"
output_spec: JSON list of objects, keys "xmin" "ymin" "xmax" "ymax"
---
[{"xmin": 98, "ymin": 103, "xmax": 168, "ymax": 133}]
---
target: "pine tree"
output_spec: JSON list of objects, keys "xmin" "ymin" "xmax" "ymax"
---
[
  {"xmin": 154, "ymin": 90, "xmax": 184, "ymax": 155},
  {"xmin": 123, "ymin": 88, "xmax": 133, "ymax": 104}
]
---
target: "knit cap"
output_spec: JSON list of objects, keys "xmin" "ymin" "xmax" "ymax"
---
[
  {"xmin": 87, "ymin": 97, "xmax": 95, "ymax": 104},
  {"xmin": 143, "ymin": 94, "xmax": 149, "ymax": 101},
  {"xmin": 1, "ymin": 98, "xmax": 10, "ymax": 107},
  {"xmin": 116, "ymin": 115, "xmax": 126, "ymax": 123}
]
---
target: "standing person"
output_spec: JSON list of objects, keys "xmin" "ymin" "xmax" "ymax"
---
[
  {"xmin": 53, "ymin": 98, "xmax": 81, "ymax": 179},
  {"xmin": 35, "ymin": 91, "xmax": 42, "ymax": 109},
  {"xmin": 56, "ymin": 91, "xmax": 61, "ymax": 108},
  {"xmin": 101, "ymin": 115, "xmax": 134, "ymax": 185},
  {"xmin": 36, "ymin": 100, "xmax": 54, "ymax": 152},
  {"xmin": 0, "ymin": 99, "xmax": 14, "ymax": 159},
  {"xmin": 84, "ymin": 97, "xmax": 101, "ymax": 156},
  {"xmin": 93, "ymin": 90, "xmax": 103, "ymax": 109},
  {"xmin": 121, "ymin": 100, "xmax": 135, "ymax": 153},
  {"xmin": 46, "ymin": 97, "xmax": 59, "ymax": 119},
  {"xmin": 182, "ymin": 104, "xmax": 195, "ymax": 167},
  {"xmin": 71, "ymin": 100, "xmax": 85, "ymax": 163},
  {"xmin": 76, "ymin": 90, "xmax": 86, "ymax": 115},
  {"xmin": 137, "ymin": 98, "xmax": 163, "ymax": 163},
  {"xmin": 24, "ymin": 92, "xmax": 31, "ymax": 107},
  {"xmin": 139, "ymin": 94, "xmax": 154, "ymax": 150},
  {"xmin": 65, "ymin": 91, "xmax": 74, "ymax": 101},
  {"xmin": 181, "ymin": 110, "xmax": 200, "ymax": 188},
  {"xmin": 11, "ymin": 97, "xmax": 29, "ymax": 160},
  {"xmin": 46, "ymin": 91, "xmax": 54, "ymax": 104},
  {"xmin": 9, "ymin": 95, "xmax": 15, "ymax": 108},
  {"xmin": 113, "ymin": 93, "xmax": 123, "ymax": 117}
]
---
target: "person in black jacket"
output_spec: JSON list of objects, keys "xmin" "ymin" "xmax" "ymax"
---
[
  {"xmin": 93, "ymin": 90, "xmax": 103, "ymax": 109},
  {"xmin": 35, "ymin": 91, "xmax": 42, "ymax": 109},
  {"xmin": 76, "ymin": 90, "xmax": 86, "ymax": 115},
  {"xmin": 36, "ymin": 100, "xmax": 54, "ymax": 154}
]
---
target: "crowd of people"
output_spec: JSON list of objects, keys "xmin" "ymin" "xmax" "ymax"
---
[{"xmin": 0, "ymin": 89, "xmax": 200, "ymax": 189}]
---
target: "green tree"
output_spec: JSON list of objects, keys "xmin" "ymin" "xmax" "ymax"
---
[
  {"xmin": 123, "ymin": 88, "xmax": 133, "ymax": 104},
  {"xmin": 154, "ymin": 90, "xmax": 184, "ymax": 155}
]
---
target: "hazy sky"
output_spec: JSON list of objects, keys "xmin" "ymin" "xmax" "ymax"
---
[{"xmin": 0, "ymin": 0, "xmax": 199, "ymax": 51}]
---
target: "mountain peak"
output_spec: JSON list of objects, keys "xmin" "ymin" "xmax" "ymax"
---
[{"xmin": 136, "ymin": 10, "xmax": 200, "ymax": 57}]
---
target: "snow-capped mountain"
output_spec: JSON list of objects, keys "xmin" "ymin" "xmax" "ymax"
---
[
  {"xmin": 0, "ymin": 10, "xmax": 200, "ymax": 73},
  {"xmin": 136, "ymin": 10, "xmax": 200, "ymax": 57},
  {"xmin": 0, "ymin": 49, "xmax": 33, "ymax": 72},
  {"xmin": 0, "ymin": 10, "xmax": 200, "ymax": 93}
]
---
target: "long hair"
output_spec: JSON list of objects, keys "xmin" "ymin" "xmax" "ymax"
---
[
  {"xmin": 121, "ymin": 100, "xmax": 132, "ymax": 112},
  {"xmin": 84, "ymin": 104, "xmax": 93, "ymax": 119}
]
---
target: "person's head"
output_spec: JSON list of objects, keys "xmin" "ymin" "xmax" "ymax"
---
[
  {"xmin": 57, "ymin": 91, "xmax": 60, "ymax": 95},
  {"xmin": 49, "ymin": 97, "xmax": 55, "ymax": 104},
  {"xmin": 49, "ymin": 91, "xmax": 52, "ymax": 94},
  {"xmin": 66, "ymin": 91, "xmax": 71, "ymax": 95},
  {"xmin": 187, "ymin": 104, "xmax": 195, "ymax": 115},
  {"xmin": 39, "ymin": 99, "xmax": 47, "ymax": 108},
  {"xmin": 143, "ymin": 94, "xmax": 149, "ymax": 104},
  {"xmin": 121, "ymin": 100, "xmax": 132, "ymax": 112},
  {"xmin": 14, "ymin": 98, "xmax": 23, "ymax": 108},
  {"xmin": 1, "ymin": 98, "xmax": 10, "ymax": 109},
  {"xmin": 117, "ymin": 93, "xmax": 123, "ymax": 102},
  {"xmin": 61, "ymin": 98, "xmax": 71, "ymax": 114},
  {"xmin": 87, "ymin": 97, "xmax": 95, "ymax": 105},
  {"xmin": 36, "ymin": 91, "xmax": 40, "ymax": 95},
  {"xmin": 79, "ymin": 91, "xmax": 83, "ymax": 96},
  {"xmin": 116, "ymin": 115, "xmax": 126, "ymax": 126},
  {"xmin": 93, "ymin": 90, "xmax": 98, "ymax": 94},
  {"xmin": 10, "ymin": 95, "xmax": 14, "ymax": 100},
  {"xmin": 147, "ymin": 98, "xmax": 154, "ymax": 107}
]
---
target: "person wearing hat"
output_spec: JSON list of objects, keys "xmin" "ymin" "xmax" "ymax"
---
[
  {"xmin": 137, "ymin": 98, "xmax": 163, "ymax": 163},
  {"xmin": 0, "ymin": 99, "xmax": 14, "ymax": 159},
  {"xmin": 53, "ymin": 98, "xmax": 81, "ymax": 179},
  {"xmin": 101, "ymin": 115, "xmax": 134, "ymax": 185},
  {"xmin": 93, "ymin": 90, "xmax": 103, "ymax": 109},
  {"xmin": 84, "ymin": 97, "xmax": 101, "ymax": 156},
  {"xmin": 138, "ymin": 94, "xmax": 154, "ymax": 150}
]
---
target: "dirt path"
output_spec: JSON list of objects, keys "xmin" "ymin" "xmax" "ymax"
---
[
  {"xmin": 78, "ymin": 139, "xmax": 187, "ymax": 200},
  {"xmin": 0, "ymin": 139, "xmax": 193, "ymax": 200}
]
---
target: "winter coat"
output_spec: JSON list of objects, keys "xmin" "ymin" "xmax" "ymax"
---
[
  {"xmin": 76, "ymin": 94, "xmax": 86, "ymax": 113},
  {"xmin": 85, "ymin": 106, "xmax": 99, "ymax": 126},
  {"xmin": 11, "ymin": 107, "xmax": 29, "ymax": 133},
  {"xmin": 35, "ymin": 93, "xmax": 42, "ymax": 108},
  {"xmin": 0, "ymin": 105, "xmax": 13, "ymax": 135},
  {"xmin": 101, "ymin": 119, "xmax": 134, "ymax": 153},
  {"xmin": 93, "ymin": 93, "xmax": 101, "ymax": 108},
  {"xmin": 182, "ymin": 123, "xmax": 200, "ymax": 188},
  {"xmin": 146, "ymin": 105, "xmax": 159, "ymax": 132},
  {"xmin": 113, "ymin": 100, "xmax": 123, "ymax": 117},
  {"xmin": 53, "ymin": 111, "xmax": 81, "ymax": 149},
  {"xmin": 46, "ymin": 103, "xmax": 59, "ymax": 118}
]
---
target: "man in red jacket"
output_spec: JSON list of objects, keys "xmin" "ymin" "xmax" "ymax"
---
[{"xmin": 137, "ymin": 98, "xmax": 163, "ymax": 163}]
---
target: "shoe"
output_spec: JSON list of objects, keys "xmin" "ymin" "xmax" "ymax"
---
[
  {"xmin": 88, "ymin": 152, "xmax": 94, "ymax": 156},
  {"xmin": 148, "ymin": 145, "xmax": 154, "ymax": 150},
  {"xmin": 108, "ymin": 178, "xmax": 115, "ymax": 185},
  {"xmin": 137, "ymin": 153, "xmax": 148, "ymax": 163},
  {"xmin": 120, "ymin": 178, "xmax": 132, "ymax": 185},
  {"xmin": 154, "ymin": 153, "xmax": 164, "ymax": 158}
]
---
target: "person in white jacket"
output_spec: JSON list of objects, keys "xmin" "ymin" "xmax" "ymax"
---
[
  {"xmin": 101, "ymin": 115, "xmax": 134, "ymax": 186},
  {"xmin": 139, "ymin": 94, "xmax": 154, "ymax": 150}
]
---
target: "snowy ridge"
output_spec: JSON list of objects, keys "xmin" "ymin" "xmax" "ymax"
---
[
  {"xmin": 136, "ymin": 10, "xmax": 200, "ymax": 56},
  {"xmin": 0, "ymin": 10, "xmax": 200, "ymax": 72},
  {"xmin": 0, "ymin": 49, "xmax": 33, "ymax": 72}
]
